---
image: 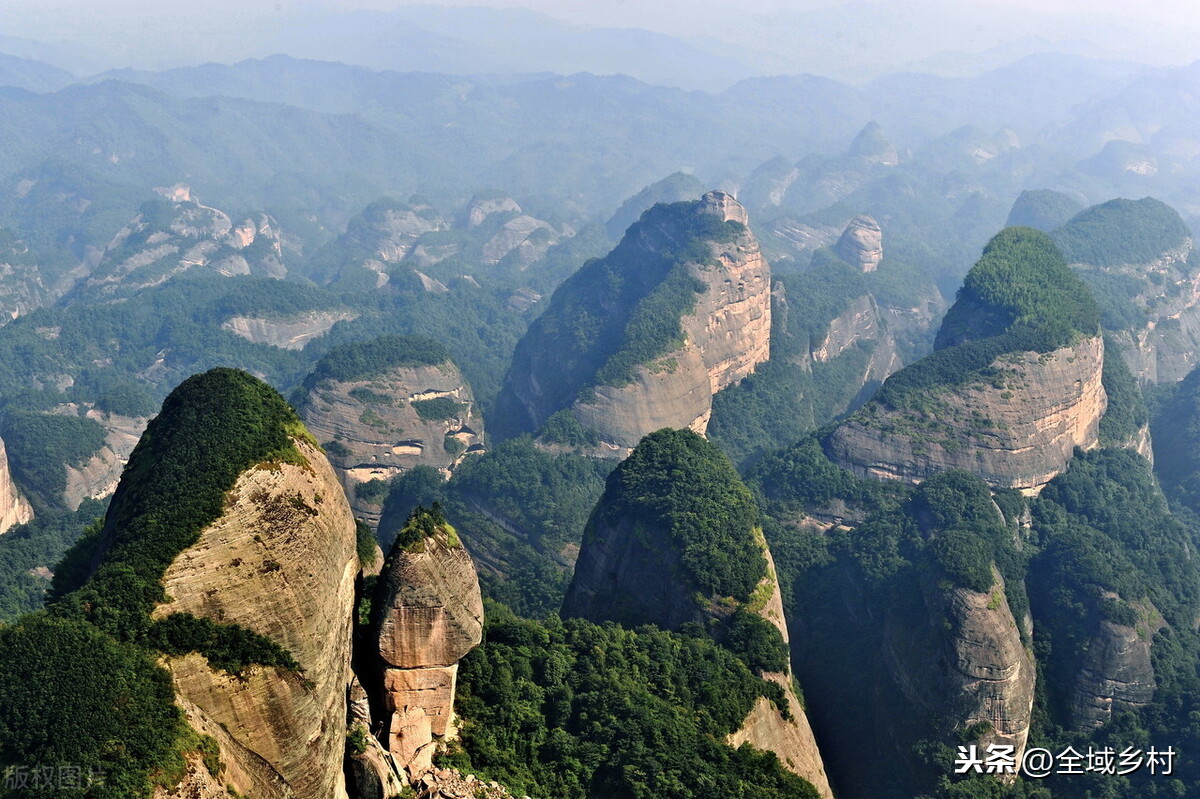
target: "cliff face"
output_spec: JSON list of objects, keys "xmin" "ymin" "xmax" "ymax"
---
[
  {"xmin": 498, "ymin": 191, "xmax": 769, "ymax": 452},
  {"xmin": 1070, "ymin": 597, "xmax": 1163, "ymax": 730},
  {"xmin": 152, "ymin": 439, "xmax": 357, "ymax": 799},
  {"xmin": 728, "ymin": 548, "xmax": 833, "ymax": 798},
  {"xmin": 84, "ymin": 196, "xmax": 285, "ymax": 296},
  {"xmin": 827, "ymin": 336, "xmax": 1106, "ymax": 493},
  {"xmin": 834, "ymin": 214, "xmax": 883, "ymax": 272},
  {"xmin": 374, "ymin": 519, "xmax": 484, "ymax": 779},
  {"xmin": 301, "ymin": 361, "xmax": 483, "ymax": 527},
  {"xmin": 62, "ymin": 410, "xmax": 148, "ymax": 511},
  {"xmin": 0, "ymin": 438, "xmax": 32, "ymax": 535},
  {"xmin": 222, "ymin": 309, "xmax": 359, "ymax": 350},
  {"xmin": 1088, "ymin": 243, "xmax": 1200, "ymax": 383},
  {"xmin": 883, "ymin": 568, "xmax": 1035, "ymax": 759}
]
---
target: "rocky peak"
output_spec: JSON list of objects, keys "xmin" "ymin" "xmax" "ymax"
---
[
  {"xmin": 562, "ymin": 429, "xmax": 831, "ymax": 796},
  {"xmin": 373, "ymin": 505, "xmax": 484, "ymax": 780},
  {"xmin": 847, "ymin": 121, "xmax": 899, "ymax": 166},
  {"xmin": 466, "ymin": 193, "xmax": 522, "ymax": 228},
  {"xmin": 495, "ymin": 190, "xmax": 769, "ymax": 452},
  {"xmin": 827, "ymin": 227, "xmax": 1105, "ymax": 493},
  {"xmin": 698, "ymin": 189, "xmax": 750, "ymax": 225},
  {"xmin": 834, "ymin": 214, "xmax": 883, "ymax": 272},
  {"xmin": 0, "ymin": 437, "xmax": 32, "ymax": 535},
  {"xmin": 299, "ymin": 335, "xmax": 483, "ymax": 528}
]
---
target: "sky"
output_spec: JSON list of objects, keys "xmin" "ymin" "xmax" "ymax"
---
[{"xmin": 0, "ymin": 0, "xmax": 1197, "ymax": 80}]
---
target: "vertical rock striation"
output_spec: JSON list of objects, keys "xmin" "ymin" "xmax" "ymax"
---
[
  {"xmin": 0, "ymin": 437, "xmax": 32, "ymax": 534},
  {"xmin": 152, "ymin": 439, "xmax": 358, "ymax": 799},
  {"xmin": 374, "ymin": 513, "xmax": 484, "ymax": 779},
  {"xmin": 497, "ymin": 191, "xmax": 770, "ymax": 453}
]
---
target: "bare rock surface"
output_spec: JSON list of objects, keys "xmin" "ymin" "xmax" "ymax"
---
[
  {"xmin": 828, "ymin": 336, "xmax": 1106, "ymax": 494},
  {"xmin": 152, "ymin": 440, "xmax": 358, "ymax": 799}
]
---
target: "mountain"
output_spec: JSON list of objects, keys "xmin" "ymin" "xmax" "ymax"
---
[
  {"xmin": 299, "ymin": 336, "xmax": 485, "ymax": 528},
  {"xmin": 0, "ymin": 369, "xmax": 358, "ymax": 796},
  {"xmin": 563, "ymin": 428, "xmax": 832, "ymax": 797},
  {"xmin": 1052, "ymin": 197, "xmax": 1198, "ymax": 382},
  {"xmin": 495, "ymin": 191, "xmax": 770, "ymax": 453},
  {"xmin": 825, "ymin": 226, "xmax": 1105, "ymax": 493},
  {"xmin": 0, "ymin": 52, "xmax": 74, "ymax": 93},
  {"xmin": 0, "ymin": 437, "xmax": 32, "ymax": 535}
]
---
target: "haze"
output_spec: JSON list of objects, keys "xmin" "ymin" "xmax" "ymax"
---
[{"xmin": 1, "ymin": 0, "xmax": 1198, "ymax": 87}]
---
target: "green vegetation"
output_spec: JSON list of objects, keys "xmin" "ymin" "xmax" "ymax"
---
[
  {"xmin": 877, "ymin": 227, "xmax": 1098, "ymax": 412},
  {"xmin": 447, "ymin": 602, "xmax": 819, "ymax": 799},
  {"xmin": 1051, "ymin": 197, "xmax": 1192, "ymax": 268},
  {"xmin": 51, "ymin": 369, "xmax": 312, "ymax": 637},
  {"xmin": 0, "ymin": 614, "xmax": 186, "ymax": 799},
  {"xmin": 355, "ymin": 519, "xmax": 379, "ymax": 566},
  {"xmin": 2, "ymin": 412, "xmax": 108, "ymax": 509},
  {"xmin": 1154, "ymin": 364, "xmax": 1200, "ymax": 515},
  {"xmin": 1098, "ymin": 337, "xmax": 1148, "ymax": 446},
  {"xmin": 0, "ymin": 370, "xmax": 321, "ymax": 796},
  {"xmin": 348, "ymin": 386, "xmax": 396, "ymax": 405},
  {"xmin": 148, "ymin": 613, "xmax": 301, "ymax": 675},
  {"xmin": 708, "ymin": 261, "xmax": 881, "ymax": 465},
  {"xmin": 0, "ymin": 501, "xmax": 106, "ymax": 623},
  {"xmin": 411, "ymin": 396, "xmax": 464, "ymax": 421},
  {"xmin": 723, "ymin": 607, "xmax": 790, "ymax": 674},
  {"xmin": 303, "ymin": 334, "xmax": 449, "ymax": 389},
  {"xmin": 493, "ymin": 200, "xmax": 743, "ymax": 437},
  {"xmin": 391, "ymin": 504, "xmax": 451, "ymax": 553},
  {"xmin": 450, "ymin": 437, "xmax": 611, "ymax": 553},
  {"xmin": 594, "ymin": 429, "xmax": 765, "ymax": 601},
  {"xmin": 536, "ymin": 409, "xmax": 599, "ymax": 448},
  {"xmin": 1005, "ymin": 189, "xmax": 1084, "ymax": 232}
]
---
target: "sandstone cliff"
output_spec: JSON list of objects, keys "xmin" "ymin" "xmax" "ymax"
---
[
  {"xmin": 728, "ymin": 546, "xmax": 833, "ymax": 798},
  {"xmin": 827, "ymin": 227, "xmax": 1107, "ymax": 494},
  {"xmin": 62, "ymin": 409, "xmax": 148, "ymax": 511},
  {"xmin": 0, "ymin": 437, "xmax": 32, "ymax": 535},
  {"xmin": 373, "ymin": 511, "xmax": 484, "ymax": 779},
  {"xmin": 497, "ymin": 191, "xmax": 769, "ymax": 453},
  {"xmin": 834, "ymin": 214, "xmax": 883, "ymax": 272},
  {"xmin": 222, "ymin": 309, "xmax": 359, "ymax": 350},
  {"xmin": 827, "ymin": 336, "xmax": 1106, "ymax": 494},
  {"xmin": 883, "ymin": 567, "xmax": 1035, "ymax": 760},
  {"xmin": 1070, "ymin": 597, "xmax": 1163, "ymax": 730},
  {"xmin": 152, "ymin": 439, "xmax": 357, "ymax": 799},
  {"xmin": 84, "ymin": 196, "xmax": 285, "ymax": 296},
  {"xmin": 301, "ymin": 358, "xmax": 483, "ymax": 527}
]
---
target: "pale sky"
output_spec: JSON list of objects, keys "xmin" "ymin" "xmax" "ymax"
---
[{"xmin": 1, "ymin": 0, "xmax": 1197, "ymax": 77}]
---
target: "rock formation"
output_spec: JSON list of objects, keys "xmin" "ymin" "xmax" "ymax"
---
[
  {"xmin": 847, "ymin": 121, "xmax": 899, "ymax": 166},
  {"xmin": 343, "ymin": 197, "xmax": 449, "ymax": 264},
  {"xmin": 883, "ymin": 567, "xmax": 1035, "ymax": 760},
  {"xmin": 563, "ymin": 430, "xmax": 831, "ymax": 797},
  {"xmin": 1051, "ymin": 198, "xmax": 1197, "ymax": 383},
  {"xmin": 496, "ymin": 191, "xmax": 770, "ymax": 453},
  {"xmin": 84, "ymin": 196, "xmax": 285, "ymax": 296},
  {"xmin": 827, "ymin": 227, "xmax": 1107, "ymax": 494},
  {"xmin": 727, "ymin": 546, "xmax": 833, "ymax": 798},
  {"xmin": 0, "ymin": 437, "xmax": 32, "ymax": 534},
  {"xmin": 222, "ymin": 309, "xmax": 359, "ymax": 350},
  {"xmin": 827, "ymin": 336, "xmax": 1106, "ymax": 493},
  {"xmin": 61, "ymin": 409, "xmax": 148, "ymax": 511},
  {"xmin": 153, "ymin": 437, "xmax": 358, "ymax": 799},
  {"xmin": 833, "ymin": 214, "xmax": 883, "ymax": 272},
  {"xmin": 373, "ymin": 509, "xmax": 484, "ymax": 780},
  {"xmin": 1070, "ymin": 597, "xmax": 1163, "ymax": 730},
  {"xmin": 301, "ymin": 348, "xmax": 483, "ymax": 528}
]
